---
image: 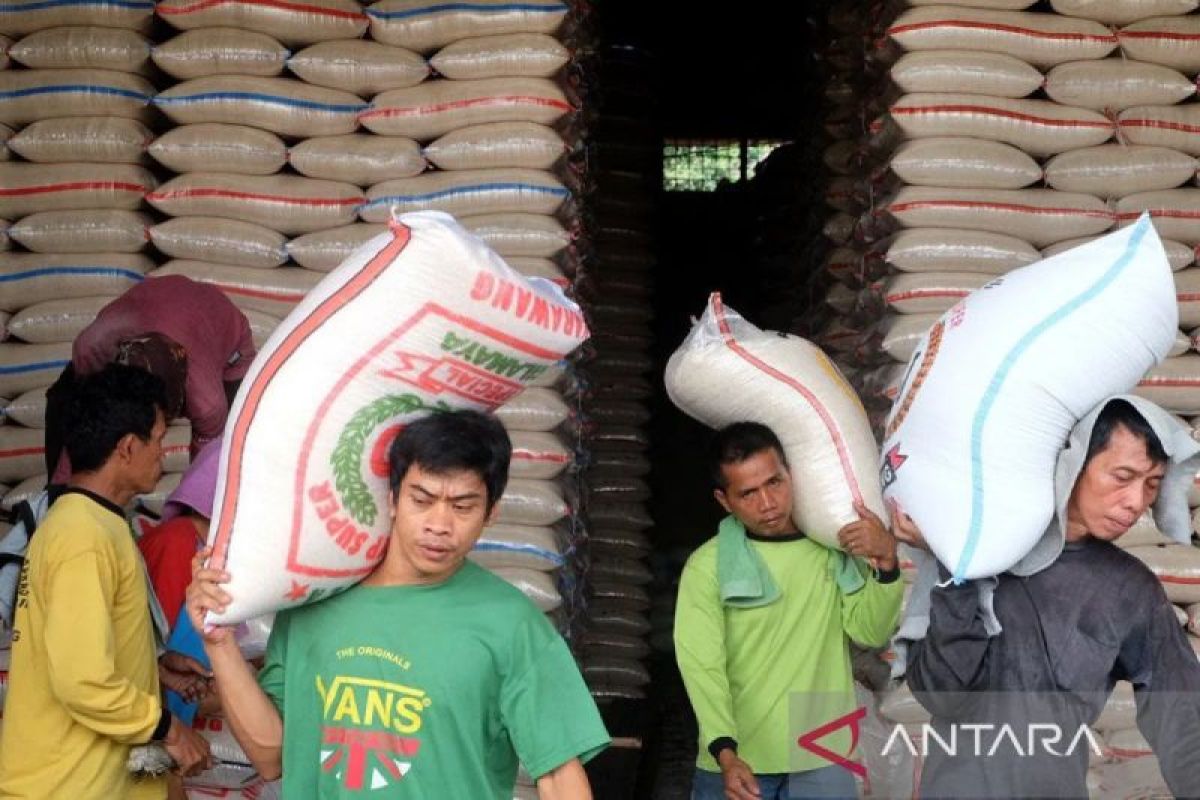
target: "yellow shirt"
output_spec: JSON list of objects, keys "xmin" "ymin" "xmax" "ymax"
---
[{"xmin": 0, "ymin": 490, "xmax": 165, "ymax": 800}]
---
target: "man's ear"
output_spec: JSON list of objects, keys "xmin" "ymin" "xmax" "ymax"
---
[
  {"xmin": 115, "ymin": 432, "xmax": 138, "ymax": 464},
  {"xmin": 714, "ymin": 488, "xmax": 732, "ymax": 515}
]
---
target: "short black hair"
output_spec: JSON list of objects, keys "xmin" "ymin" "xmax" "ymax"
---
[
  {"xmin": 387, "ymin": 410, "xmax": 512, "ymax": 510},
  {"xmin": 709, "ymin": 422, "xmax": 788, "ymax": 490},
  {"xmin": 1084, "ymin": 399, "xmax": 1168, "ymax": 468},
  {"xmin": 64, "ymin": 364, "xmax": 167, "ymax": 473}
]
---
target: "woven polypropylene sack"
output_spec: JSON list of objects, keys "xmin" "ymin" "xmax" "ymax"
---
[
  {"xmin": 241, "ymin": 308, "xmax": 280, "ymax": 350},
  {"xmin": 156, "ymin": 0, "xmax": 367, "ymax": 46},
  {"xmin": 1115, "ymin": 189, "xmax": 1200, "ymax": 246},
  {"xmin": 285, "ymin": 224, "xmax": 386, "ymax": 272},
  {"xmin": 5, "ymin": 387, "xmax": 48, "ymax": 428},
  {"xmin": 0, "ymin": 426, "xmax": 44, "ymax": 483},
  {"xmin": 493, "ymin": 566, "xmax": 560, "ymax": 611},
  {"xmin": 887, "ymin": 7, "xmax": 1118, "ymax": 68},
  {"xmin": 887, "ymin": 228, "xmax": 1041, "ymax": 274},
  {"xmin": 361, "ymin": 168, "xmax": 567, "ymax": 221},
  {"xmin": 0, "ymin": 0, "xmax": 152, "ymax": 37},
  {"xmin": 149, "ymin": 218, "xmax": 287, "ymax": 269},
  {"xmin": 469, "ymin": 524, "xmax": 562, "ymax": 572},
  {"xmin": 423, "ymin": 122, "xmax": 566, "ymax": 171},
  {"xmin": 1119, "ymin": 17, "xmax": 1200, "ymax": 72},
  {"xmin": 289, "ymin": 135, "xmax": 426, "ymax": 187},
  {"xmin": 155, "ymin": 76, "xmax": 365, "ymax": 138},
  {"xmin": 0, "ymin": 342, "xmax": 69, "ymax": 402},
  {"xmin": 204, "ymin": 212, "xmax": 588, "ymax": 623},
  {"xmin": 285, "ymin": 40, "xmax": 427, "ymax": 95},
  {"xmin": 1176, "ymin": 268, "xmax": 1200, "ymax": 326},
  {"xmin": 1126, "ymin": 543, "xmax": 1200, "ymax": 602},
  {"xmin": 494, "ymin": 478, "xmax": 570, "ymax": 527},
  {"xmin": 0, "ymin": 69, "xmax": 151, "ymax": 125},
  {"xmin": 7, "ymin": 295, "xmax": 114, "ymax": 344},
  {"xmin": 890, "ymin": 93, "xmax": 1115, "ymax": 157},
  {"xmin": 0, "ymin": 252, "xmax": 152, "ymax": 311},
  {"xmin": 9, "ymin": 26, "xmax": 151, "ymax": 72},
  {"xmin": 7, "ymin": 117, "xmax": 150, "ymax": 164},
  {"xmin": 361, "ymin": 77, "xmax": 570, "ymax": 140},
  {"xmin": 889, "ymin": 50, "xmax": 1044, "ymax": 98},
  {"xmin": 1045, "ymin": 58, "xmax": 1195, "ymax": 110},
  {"xmin": 1118, "ymin": 105, "xmax": 1200, "ymax": 156},
  {"xmin": 890, "ymin": 137, "xmax": 1041, "ymax": 189},
  {"xmin": 9, "ymin": 209, "xmax": 149, "ymax": 253},
  {"xmin": 1045, "ymin": 235, "xmax": 1195, "ymax": 271},
  {"xmin": 1044, "ymin": 145, "xmax": 1197, "ymax": 197},
  {"xmin": 505, "ymin": 256, "xmax": 566, "ymax": 286},
  {"xmin": 367, "ymin": 0, "xmax": 568, "ymax": 54},
  {"xmin": 1052, "ymin": 0, "xmax": 1197, "ymax": 24},
  {"xmin": 884, "ymin": 271, "xmax": 994, "ymax": 314},
  {"xmin": 147, "ymin": 173, "xmax": 363, "ymax": 235},
  {"xmin": 431, "ymin": 33, "xmax": 569, "ymax": 80},
  {"xmin": 882, "ymin": 218, "xmax": 1177, "ymax": 582},
  {"xmin": 0, "ymin": 162, "xmax": 154, "ymax": 217},
  {"xmin": 508, "ymin": 430, "xmax": 571, "ymax": 479},
  {"xmin": 458, "ymin": 213, "xmax": 570, "ymax": 258},
  {"xmin": 493, "ymin": 386, "xmax": 569, "ymax": 432},
  {"xmin": 666, "ymin": 293, "xmax": 884, "ymax": 548},
  {"xmin": 150, "ymin": 261, "xmax": 323, "ymax": 317},
  {"xmin": 151, "ymin": 28, "xmax": 288, "ymax": 80},
  {"xmin": 148, "ymin": 124, "xmax": 287, "ymax": 176},
  {"xmin": 887, "ymin": 187, "xmax": 1114, "ymax": 247},
  {"xmin": 881, "ymin": 312, "xmax": 940, "ymax": 363},
  {"xmin": 2, "ymin": 475, "xmax": 47, "ymax": 510}
]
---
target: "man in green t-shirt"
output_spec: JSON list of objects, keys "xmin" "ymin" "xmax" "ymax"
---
[
  {"xmin": 187, "ymin": 410, "xmax": 610, "ymax": 799},
  {"xmin": 675, "ymin": 422, "xmax": 904, "ymax": 800}
]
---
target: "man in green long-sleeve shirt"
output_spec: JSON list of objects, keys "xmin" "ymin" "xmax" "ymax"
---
[{"xmin": 675, "ymin": 422, "xmax": 904, "ymax": 800}]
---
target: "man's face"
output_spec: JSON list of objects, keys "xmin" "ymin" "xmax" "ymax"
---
[
  {"xmin": 128, "ymin": 410, "xmax": 167, "ymax": 495},
  {"xmin": 1068, "ymin": 424, "xmax": 1166, "ymax": 541},
  {"xmin": 388, "ymin": 463, "xmax": 493, "ymax": 584},
  {"xmin": 714, "ymin": 447, "xmax": 797, "ymax": 537}
]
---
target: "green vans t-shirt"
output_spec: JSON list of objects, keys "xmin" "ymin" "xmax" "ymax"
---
[{"xmin": 258, "ymin": 561, "xmax": 609, "ymax": 798}]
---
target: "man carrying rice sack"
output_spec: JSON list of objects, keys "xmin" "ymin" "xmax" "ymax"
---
[{"xmin": 187, "ymin": 411, "xmax": 609, "ymax": 799}]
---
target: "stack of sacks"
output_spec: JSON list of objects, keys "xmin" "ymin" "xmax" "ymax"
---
[{"xmin": 0, "ymin": 0, "xmax": 162, "ymax": 504}]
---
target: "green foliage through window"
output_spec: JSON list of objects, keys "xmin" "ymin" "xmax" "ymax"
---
[{"xmin": 663, "ymin": 139, "xmax": 789, "ymax": 192}]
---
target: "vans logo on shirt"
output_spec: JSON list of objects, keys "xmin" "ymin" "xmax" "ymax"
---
[{"xmin": 316, "ymin": 675, "xmax": 430, "ymax": 791}]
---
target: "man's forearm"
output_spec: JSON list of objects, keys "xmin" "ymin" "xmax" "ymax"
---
[
  {"xmin": 535, "ymin": 758, "xmax": 592, "ymax": 800},
  {"xmin": 206, "ymin": 639, "xmax": 284, "ymax": 779}
]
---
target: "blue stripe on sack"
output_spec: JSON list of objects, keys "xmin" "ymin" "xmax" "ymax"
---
[
  {"xmin": 0, "ymin": 85, "xmax": 147, "ymax": 102},
  {"xmin": 953, "ymin": 216, "xmax": 1151, "ymax": 584},
  {"xmin": 362, "ymin": 182, "xmax": 568, "ymax": 209},
  {"xmin": 366, "ymin": 2, "xmax": 562, "ymax": 20},
  {"xmin": 0, "ymin": 0, "xmax": 152, "ymax": 11},
  {"xmin": 155, "ymin": 92, "xmax": 366, "ymax": 114},
  {"xmin": 0, "ymin": 359, "xmax": 69, "ymax": 375},
  {"xmin": 0, "ymin": 267, "xmax": 145, "ymax": 284},
  {"xmin": 473, "ymin": 541, "xmax": 565, "ymax": 566}
]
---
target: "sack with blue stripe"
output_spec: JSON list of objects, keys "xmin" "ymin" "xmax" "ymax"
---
[{"xmin": 881, "ymin": 215, "xmax": 1177, "ymax": 582}]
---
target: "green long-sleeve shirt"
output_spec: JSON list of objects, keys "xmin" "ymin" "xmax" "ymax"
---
[{"xmin": 674, "ymin": 527, "xmax": 904, "ymax": 774}]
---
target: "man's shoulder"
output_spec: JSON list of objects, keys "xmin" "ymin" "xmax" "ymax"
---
[
  {"xmin": 33, "ymin": 495, "xmax": 114, "ymax": 551},
  {"xmin": 1055, "ymin": 539, "xmax": 1164, "ymax": 596},
  {"xmin": 682, "ymin": 536, "xmax": 719, "ymax": 573}
]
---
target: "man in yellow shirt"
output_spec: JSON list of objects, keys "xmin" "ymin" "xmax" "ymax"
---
[{"xmin": 0, "ymin": 365, "xmax": 210, "ymax": 799}]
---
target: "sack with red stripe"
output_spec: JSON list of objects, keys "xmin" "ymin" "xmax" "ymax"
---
[
  {"xmin": 0, "ymin": 162, "xmax": 155, "ymax": 218},
  {"xmin": 0, "ymin": 426, "xmax": 43, "ymax": 483},
  {"xmin": 883, "ymin": 272, "xmax": 993, "ymax": 315},
  {"xmin": 887, "ymin": 228, "xmax": 1040, "ymax": 274},
  {"xmin": 1136, "ymin": 354, "xmax": 1200, "ymax": 415},
  {"xmin": 424, "ymin": 122, "xmax": 567, "ymax": 171},
  {"xmin": 361, "ymin": 168, "xmax": 568, "ymax": 221},
  {"xmin": 1126, "ymin": 543, "xmax": 1200, "ymax": 603},
  {"xmin": 889, "ymin": 50, "xmax": 1045, "ymax": 98},
  {"xmin": 149, "ymin": 261, "xmax": 323, "ymax": 318},
  {"xmin": 285, "ymin": 224, "xmax": 386, "ymax": 272},
  {"xmin": 431, "ymin": 32, "xmax": 570, "ymax": 80},
  {"xmin": 149, "ymin": 218, "xmax": 288, "ymax": 270},
  {"xmin": 367, "ymin": 0, "xmax": 568, "ymax": 54},
  {"xmin": 290, "ymin": 134, "xmax": 426, "ymax": 187},
  {"xmin": 458, "ymin": 213, "xmax": 571, "ymax": 259},
  {"xmin": 1177, "ymin": 267, "xmax": 1200, "ymax": 327},
  {"xmin": 9, "ymin": 209, "xmax": 150, "ymax": 254},
  {"xmin": 1045, "ymin": 58, "xmax": 1196, "ymax": 110},
  {"xmin": 148, "ymin": 124, "xmax": 288, "ymax": 176},
  {"xmin": 1046, "ymin": 234, "xmax": 1196, "ymax": 270},
  {"xmin": 1116, "ymin": 189, "xmax": 1200, "ymax": 246},
  {"xmin": 152, "ymin": 28, "xmax": 288, "ymax": 80},
  {"xmin": 889, "ymin": 137, "xmax": 1041, "ymax": 189},
  {"xmin": 155, "ymin": 76, "xmax": 365, "ymax": 138},
  {"xmin": 1117, "ymin": 104, "xmax": 1200, "ymax": 156},
  {"xmin": 882, "ymin": 217, "xmax": 1177, "ymax": 582},
  {"xmin": 1052, "ymin": 0, "xmax": 1197, "ymax": 24},
  {"xmin": 286, "ymin": 40, "xmax": 428, "ymax": 95},
  {"xmin": 1043, "ymin": 144, "xmax": 1197, "ymax": 198},
  {"xmin": 156, "ymin": 0, "xmax": 367, "ymax": 45},
  {"xmin": 1118, "ymin": 16, "xmax": 1200, "ymax": 73},
  {"xmin": 664, "ymin": 293, "xmax": 885, "ymax": 549},
  {"xmin": 204, "ymin": 211, "xmax": 588, "ymax": 623}
]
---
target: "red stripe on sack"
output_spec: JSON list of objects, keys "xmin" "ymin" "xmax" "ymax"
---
[
  {"xmin": 887, "ymin": 289, "xmax": 971, "ymax": 303},
  {"xmin": 1137, "ymin": 379, "xmax": 1200, "ymax": 387},
  {"xmin": 1156, "ymin": 572, "xmax": 1200, "ymax": 584},
  {"xmin": 1117, "ymin": 210, "xmax": 1200, "ymax": 222},
  {"xmin": 1107, "ymin": 747, "xmax": 1152, "ymax": 758},
  {"xmin": 212, "ymin": 283, "xmax": 307, "ymax": 302},
  {"xmin": 891, "ymin": 200, "xmax": 1114, "ymax": 219},
  {"xmin": 0, "ymin": 446, "xmax": 44, "ymax": 458},
  {"xmin": 512, "ymin": 449, "xmax": 569, "ymax": 463},
  {"xmin": 360, "ymin": 95, "xmax": 571, "ymax": 120},
  {"xmin": 1119, "ymin": 118, "xmax": 1200, "ymax": 135},
  {"xmin": 887, "ymin": 20, "xmax": 1117, "ymax": 43},
  {"xmin": 0, "ymin": 181, "xmax": 144, "ymax": 197},
  {"xmin": 710, "ymin": 292, "xmax": 866, "ymax": 508},
  {"xmin": 1177, "ymin": 293, "xmax": 1200, "ymax": 301},
  {"xmin": 1119, "ymin": 30, "xmax": 1200, "ymax": 42},
  {"xmin": 147, "ymin": 188, "xmax": 360, "ymax": 207},
  {"xmin": 158, "ymin": 0, "xmax": 366, "ymax": 19},
  {"xmin": 892, "ymin": 104, "xmax": 1112, "ymax": 129},
  {"xmin": 164, "ymin": 445, "xmax": 189, "ymax": 454}
]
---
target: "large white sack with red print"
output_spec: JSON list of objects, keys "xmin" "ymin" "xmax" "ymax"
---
[
  {"xmin": 664, "ymin": 293, "xmax": 884, "ymax": 548},
  {"xmin": 882, "ymin": 216, "xmax": 1177, "ymax": 583},
  {"xmin": 206, "ymin": 211, "xmax": 588, "ymax": 623}
]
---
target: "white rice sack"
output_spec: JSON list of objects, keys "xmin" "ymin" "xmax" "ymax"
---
[
  {"xmin": 1176, "ymin": 268, "xmax": 1200, "ymax": 327},
  {"xmin": 7, "ymin": 116, "xmax": 149, "ymax": 164},
  {"xmin": 883, "ymin": 218, "xmax": 1177, "ymax": 581},
  {"xmin": 889, "ymin": 137, "xmax": 1041, "ymax": 189},
  {"xmin": 888, "ymin": 187, "xmax": 1114, "ymax": 247},
  {"xmin": 289, "ymin": 135, "xmax": 426, "ymax": 187},
  {"xmin": 469, "ymin": 524, "xmax": 562, "ymax": 571},
  {"xmin": 150, "ymin": 261, "xmax": 323, "ymax": 318},
  {"xmin": 884, "ymin": 272, "xmax": 994, "ymax": 314},
  {"xmin": 879, "ymin": 682, "xmax": 931, "ymax": 725},
  {"xmin": 1126, "ymin": 543, "xmax": 1200, "ymax": 602},
  {"xmin": 823, "ymin": 282, "xmax": 856, "ymax": 315},
  {"xmin": 155, "ymin": 77, "xmax": 366, "ymax": 138},
  {"xmin": 242, "ymin": 308, "xmax": 280, "ymax": 350},
  {"xmin": 149, "ymin": 218, "xmax": 287, "ymax": 270},
  {"xmin": 148, "ymin": 124, "xmax": 287, "ymax": 176},
  {"xmin": 459, "ymin": 214, "xmax": 570, "ymax": 259},
  {"xmin": 887, "ymin": 7, "xmax": 1118, "ymax": 67},
  {"xmin": 492, "ymin": 566, "xmax": 560, "ymax": 612},
  {"xmin": 1118, "ymin": 105, "xmax": 1200, "ymax": 156},
  {"xmin": 424, "ymin": 122, "xmax": 566, "ymax": 171},
  {"xmin": 1118, "ymin": 16, "xmax": 1200, "ymax": 73},
  {"xmin": 361, "ymin": 169, "xmax": 568, "ymax": 221},
  {"xmin": 494, "ymin": 386, "xmax": 569, "ymax": 432},
  {"xmin": 1053, "ymin": 0, "xmax": 1197, "ymax": 24},
  {"xmin": 3, "ymin": 387, "xmax": 49, "ymax": 427},
  {"xmin": 1104, "ymin": 727, "xmax": 1153, "ymax": 761},
  {"xmin": 1044, "ymin": 145, "xmax": 1197, "ymax": 198},
  {"xmin": 0, "ymin": 163, "xmax": 154, "ymax": 217},
  {"xmin": 9, "ymin": 209, "xmax": 149, "ymax": 253},
  {"xmin": 1136, "ymin": 354, "xmax": 1200, "ymax": 414},
  {"xmin": 431, "ymin": 33, "xmax": 569, "ymax": 80},
  {"xmin": 1045, "ymin": 58, "xmax": 1195, "ymax": 110},
  {"xmin": 367, "ymin": 0, "xmax": 568, "ymax": 54},
  {"xmin": 890, "ymin": 93, "xmax": 1115, "ymax": 157},
  {"xmin": 0, "ymin": 252, "xmax": 151, "ymax": 311},
  {"xmin": 147, "ymin": 173, "xmax": 363, "ymax": 236},
  {"xmin": 508, "ymin": 430, "xmax": 571, "ymax": 479},
  {"xmin": 286, "ymin": 40, "xmax": 428, "ymax": 95},
  {"xmin": 493, "ymin": 478, "xmax": 569, "ymax": 527},
  {"xmin": 0, "ymin": 68, "xmax": 151, "ymax": 125},
  {"xmin": 0, "ymin": 426, "xmax": 43, "ymax": 483},
  {"xmin": 881, "ymin": 312, "xmax": 939, "ymax": 363},
  {"xmin": 0, "ymin": 342, "xmax": 69, "ymax": 397},
  {"xmin": 2, "ymin": 473, "xmax": 46, "ymax": 510},
  {"xmin": 887, "ymin": 228, "xmax": 1041, "ymax": 274},
  {"xmin": 888, "ymin": 50, "xmax": 1044, "ymax": 98},
  {"xmin": 361, "ymin": 77, "xmax": 570, "ymax": 140},
  {"xmin": 1115, "ymin": 189, "xmax": 1200, "ymax": 245},
  {"xmin": 204, "ymin": 212, "xmax": 588, "ymax": 623},
  {"xmin": 151, "ymin": 28, "xmax": 288, "ymax": 80},
  {"xmin": 156, "ymin": 0, "xmax": 367, "ymax": 45},
  {"xmin": 665, "ymin": 294, "xmax": 884, "ymax": 549},
  {"xmin": 9, "ymin": 26, "xmax": 150, "ymax": 72},
  {"xmin": 136, "ymin": 471, "xmax": 181, "ymax": 517},
  {"xmin": 1094, "ymin": 682, "xmax": 1137, "ymax": 732},
  {"xmin": 285, "ymin": 224, "xmax": 386, "ymax": 272},
  {"xmin": 7, "ymin": 295, "xmax": 114, "ymax": 344},
  {"xmin": 0, "ymin": 0, "xmax": 152, "ymax": 37},
  {"xmin": 1172, "ymin": 329, "xmax": 1191, "ymax": 357},
  {"xmin": 1187, "ymin": 602, "xmax": 1200, "ymax": 635},
  {"xmin": 503, "ymin": 256, "xmax": 567, "ymax": 287},
  {"xmin": 1046, "ymin": 236, "xmax": 1195, "ymax": 270}
]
